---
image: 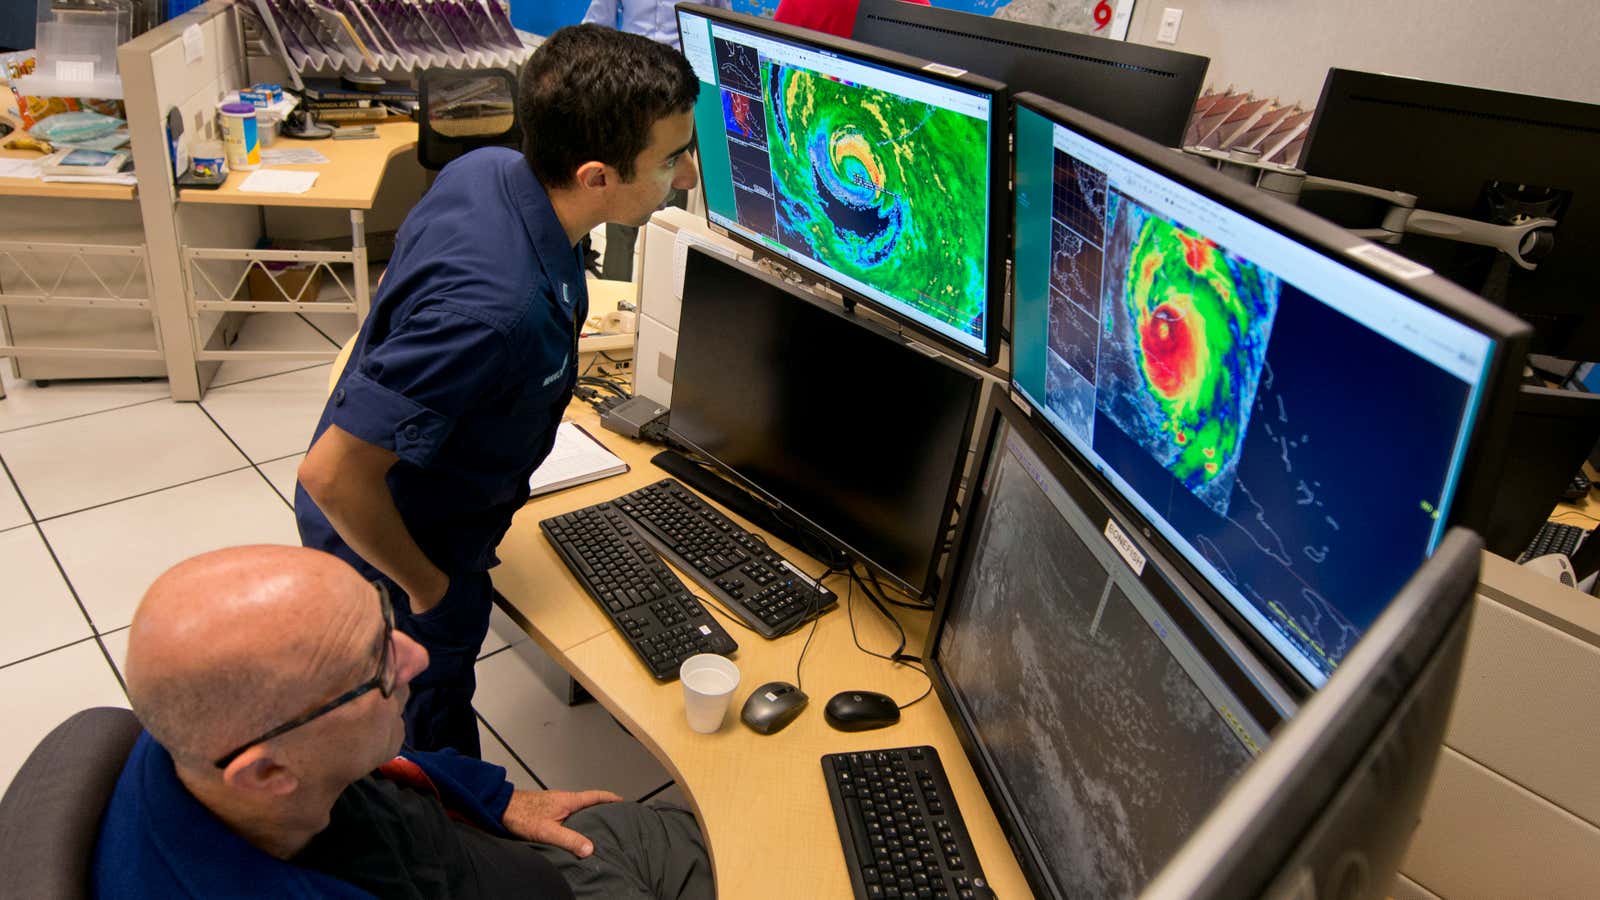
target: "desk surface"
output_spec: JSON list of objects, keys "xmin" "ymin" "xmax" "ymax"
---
[
  {"xmin": 0, "ymin": 148, "xmax": 137, "ymax": 201},
  {"xmin": 178, "ymin": 120, "xmax": 418, "ymax": 210},
  {"xmin": 492, "ymin": 402, "xmax": 1033, "ymax": 899}
]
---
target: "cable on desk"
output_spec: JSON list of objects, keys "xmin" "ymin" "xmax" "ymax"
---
[
  {"xmin": 791, "ymin": 560, "xmax": 841, "ymax": 693},
  {"xmin": 864, "ymin": 564, "xmax": 935, "ymax": 611},
  {"xmin": 578, "ymin": 375, "xmax": 629, "ymax": 399},
  {"xmin": 1551, "ymin": 510, "xmax": 1600, "ymax": 528},
  {"xmin": 846, "ymin": 561, "xmax": 934, "ymax": 712}
]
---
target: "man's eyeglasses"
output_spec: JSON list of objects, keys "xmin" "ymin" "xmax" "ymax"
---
[{"xmin": 213, "ymin": 581, "xmax": 397, "ymax": 769}]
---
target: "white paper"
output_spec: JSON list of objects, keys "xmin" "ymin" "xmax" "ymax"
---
[
  {"xmin": 183, "ymin": 23, "xmax": 204, "ymax": 64},
  {"xmin": 527, "ymin": 422, "xmax": 627, "ymax": 496},
  {"xmin": 260, "ymin": 148, "xmax": 330, "ymax": 165},
  {"xmin": 55, "ymin": 59, "xmax": 94, "ymax": 82},
  {"xmin": 238, "ymin": 169, "xmax": 320, "ymax": 194},
  {"xmin": 0, "ymin": 158, "xmax": 43, "ymax": 180}
]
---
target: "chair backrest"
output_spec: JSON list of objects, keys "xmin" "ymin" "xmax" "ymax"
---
[
  {"xmin": 0, "ymin": 707, "xmax": 142, "ymax": 900},
  {"xmin": 417, "ymin": 67, "xmax": 523, "ymax": 172}
]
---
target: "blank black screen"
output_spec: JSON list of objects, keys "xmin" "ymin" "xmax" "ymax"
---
[{"xmin": 670, "ymin": 249, "xmax": 982, "ymax": 594}]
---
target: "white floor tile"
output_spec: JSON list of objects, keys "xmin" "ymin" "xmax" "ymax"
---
[
  {"xmin": 473, "ymin": 650, "xmax": 670, "ymax": 801},
  {"xmin": 200, "ymin": 366, "xmax": 330, "ymax": 463},
  {"xmin": 0, "ymin": 401, "xmax": 247, "ymax": 520},
  {"xmin": 300, "ymin": 312, "xmax": 360, "ymax": 348},
  {"xmin": 258, "ymin": 454, "xmax": 305, "ymax": 508},
  {"xmin": 0, "ymin": 466, "xmax": 29, "ymax": 531},
  {"xmin": 0, "ymin": 639, "xmax": 128, "ymax": 797},
  {"xmin": 0, "ymin": 528, "xmax": 90, "ymax": 667},
  {"xmin": 211, "ymin": 313, "xmax": 339, "ymax": 388},
  {"xmin": 0, "ymin": 368, "xmax": 169, "ymax": 435},
  {"xmin": 479, "ymin": 720, "xmax": 541, "ymax": 792},
  {"xmin": 42, "ymin": 469, "xmax": 301, "ymax": 633}
]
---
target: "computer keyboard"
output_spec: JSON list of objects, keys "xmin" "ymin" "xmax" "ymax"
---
[
  {"xmin": 613, "ymin": 478, "xmax": 838, "ymax": 638},
  {"xmin": 540, "ymin": 505, "xmax": 737, "ymax": 680},
  {"xmin": 1519, "ymin": 520, "xmax": 1588, "ymax": 563},
  {"xmin": 823, "ymin": 746, "xmax": 991, "ymax": 900}
]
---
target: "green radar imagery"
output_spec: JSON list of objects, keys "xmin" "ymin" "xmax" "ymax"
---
[
  {"xmin": 763, "ymin": 63, "xmax": 989, "ymax": 340},
  {"xmin": 1098, "ymin": 199, "xmax": 1279, "ymax": 516}
]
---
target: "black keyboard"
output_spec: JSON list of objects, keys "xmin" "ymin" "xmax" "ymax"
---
[
  {"xmin": 613, "ymin": 478, "xmax": 837, "ymax": 638},
  {"xmin": 1519, "ymin": 520, "xmax": 1588, "ymax": 563},
  {"xmin": 823, "ymin": 747, "xmax": 991, "ymax": 900},
  {"xmin": 540, "ymin": 505, "xmax": 737, "ymax": 680}
]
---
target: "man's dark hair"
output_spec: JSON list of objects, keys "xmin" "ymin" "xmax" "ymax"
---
[{"xmin": 519, "ymin": 24, "xmax": 700, "ymax": 188}]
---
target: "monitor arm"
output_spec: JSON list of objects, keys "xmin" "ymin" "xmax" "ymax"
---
[{"xmin": 1183, "ymin": 147, "xmax": 1559, "ymax": 270}]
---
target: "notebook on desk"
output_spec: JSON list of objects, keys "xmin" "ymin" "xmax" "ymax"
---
[{"xmin": 528, "ymin": 421, "xmax": 629, "ymax": 497}]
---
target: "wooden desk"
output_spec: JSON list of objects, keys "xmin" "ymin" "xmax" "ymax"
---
[
  {"xmin": 0, "ymin": 148, "xmax": 136, "ymax": 201},
  {"xmin": 178, "ymin": 120, "xmax": 418, "ymax": 210},
  {"xmin": 492, "ymin": 402, "xmax": 1033, "ymax": 899},
  {"xmin": 165, "ymin": 121, "xmax": 421, "ymax": 397}
]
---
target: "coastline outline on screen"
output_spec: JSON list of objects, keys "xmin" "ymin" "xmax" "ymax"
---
[{"xmin": 1012, "ymin": 105, "xmax": 1495, "ymax": 685}]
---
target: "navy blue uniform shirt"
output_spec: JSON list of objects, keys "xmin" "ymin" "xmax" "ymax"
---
[{"xmin": 297, "ymin": 148, "xmax": 588, "ymax": 575}]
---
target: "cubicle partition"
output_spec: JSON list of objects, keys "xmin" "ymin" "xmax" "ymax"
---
[{"xmin": 120, "ymin": 1, "xmax": 376, "ymax": 401}]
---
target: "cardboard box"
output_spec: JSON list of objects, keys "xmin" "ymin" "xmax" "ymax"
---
[{"xmin": 245, "ymin": 265, "xmax": 324, "ymax": 302}]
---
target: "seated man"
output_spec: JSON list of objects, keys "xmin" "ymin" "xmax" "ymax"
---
[{"xmin": 93, "ymin": 545, "xmax": 712, "ymax": 899}]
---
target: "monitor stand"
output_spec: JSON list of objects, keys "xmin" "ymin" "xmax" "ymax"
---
[{"xmin": 650, "ymin": 449, "xmax": 844, "ymax": 567}]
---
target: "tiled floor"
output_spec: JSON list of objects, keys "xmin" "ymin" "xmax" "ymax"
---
[{"xmin": 0, "ymin": 311, "xmax": 674, "ymax": 803}]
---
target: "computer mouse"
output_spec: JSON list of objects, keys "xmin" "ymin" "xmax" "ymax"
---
[
  {"xmin": 741, "ymin": 681, "xmax": 809, "ymax": 735},
  {"xmin": 824, "ymin": 690, "xmax": 901, "ymax": 731}
]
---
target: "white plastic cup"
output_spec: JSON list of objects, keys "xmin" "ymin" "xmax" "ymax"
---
[{"xmin": 680, "ymin": 654, "xmax": 740, "ymax": 733}]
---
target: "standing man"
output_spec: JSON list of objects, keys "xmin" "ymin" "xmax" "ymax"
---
[
  {"xmin": 580, "ymin": 0, "xmax": 729, "ymax": 280},
  {"xmin": 296, "ymin": 24, "xmax": 702, "ymax": 757}
]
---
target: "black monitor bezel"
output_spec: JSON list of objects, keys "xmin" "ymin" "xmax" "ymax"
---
[
  {"xmin": 674, "ymin": 2, "xmax": 1011, "ymax": 366},
  {"xmin": 666, "ymin": 245, "xmax": 984, "ymax": 599},
  {"xmin": 853, "ymin": 0, "xmax": 1209, "ymax": 148},
  {"xmin": 1142, "ymin": 528, "xmax": 1481, "ymax": 899},
  {"xmin": 923, "ymin": 390, "xmax": 1291, "ymax": 900},
  {"xmin": 1008, "ymin": 90, "xmax": 1530, "ymax": 693}
]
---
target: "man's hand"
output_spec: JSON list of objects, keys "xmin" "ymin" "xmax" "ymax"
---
[
  {"xmin": 502, "ymin": 789, "xmax": 623, "ymax": 858},
  {"xmin": 404, "ymin": 567, "xmax": 450, "ymax": 616}
]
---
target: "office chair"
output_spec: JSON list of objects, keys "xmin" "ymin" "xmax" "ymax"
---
[
  {"xmin": 417, "ymin": 67, "xmax": 523, "ymax": 172},
  {"xmin": 0, "ymin": 707, "xmax": 143, "ymax": 899}
]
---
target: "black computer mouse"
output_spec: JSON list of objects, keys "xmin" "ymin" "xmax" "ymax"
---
[
  {"xmin": 741, "ymin": 681, "xmax": 809, "ymax": 734},
  {"xmin": 824, "ymin": 690, "xmax": 901, "ymax": 731}
]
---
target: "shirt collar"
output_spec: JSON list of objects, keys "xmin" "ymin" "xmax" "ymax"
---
[
  {"xmin": 502, "ymin": 158, "xmax": 586, "ymax": 316},
  {"xmin": 130, "ymin": 733, "xmax": 367, "ymax": 897}
]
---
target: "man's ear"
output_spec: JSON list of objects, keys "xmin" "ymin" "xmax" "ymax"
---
[
  {"xmin": 575, "ymin": 161, "xmax": 608, "ymax": 190},
  {"xmin": 222, "ymin": 746, "xmax": 300, "ymax": 797}
]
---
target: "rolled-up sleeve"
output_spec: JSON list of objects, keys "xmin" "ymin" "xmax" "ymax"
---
[{"xmin": 329, "ymin": 308, "xmax": 509, "ymax": 468}]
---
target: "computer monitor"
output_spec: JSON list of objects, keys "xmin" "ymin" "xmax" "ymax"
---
[
  {"xmin": 1299, "ymin": 69, "xmax": 1600, "ymax": 361},
  {"xmin": 1008, "ymin": 91, "xmax": 1528, "ymax": 687},
  {"xmin": 674, "ymin": 3, "xmax": 1008, "ymax": 363},
  {"xmin": 852, "ymin": 0, "xmax": 1208, "ymax": 148},
  {"xmin": 667, "ymin": 246, "xmax": 983, "ymax": 597},
  {"xmin": 925, "ymin": 393, "xmax": 1291, "ymax": 898},
  {"xmin": 1144, "ymin": 527, "xmax": 1481, "ymax": 900},
  {"xmin": 1481, "ymin": 384, "xmax": 1600, "ymax": 558}
]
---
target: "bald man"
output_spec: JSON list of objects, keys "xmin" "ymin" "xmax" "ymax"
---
[{"xmin": 92, "ymin": 545, "xmax": 712, "ymax": 899}]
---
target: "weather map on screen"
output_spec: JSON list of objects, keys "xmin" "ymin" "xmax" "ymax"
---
[
  {"xmin": 1095, "ymin": 195, "xmax": 1278, "ymax": 516},
  {"xmin": 1011, "ymin": 104, "xmax": 1497, "ymax": 686},
  {"xmin": 678, "ymin": 9, "xmax": 997, "ymax": 357},
  {"xmin": 763, "ymin": 65, "xmax": 990, "ymax": 340}
]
